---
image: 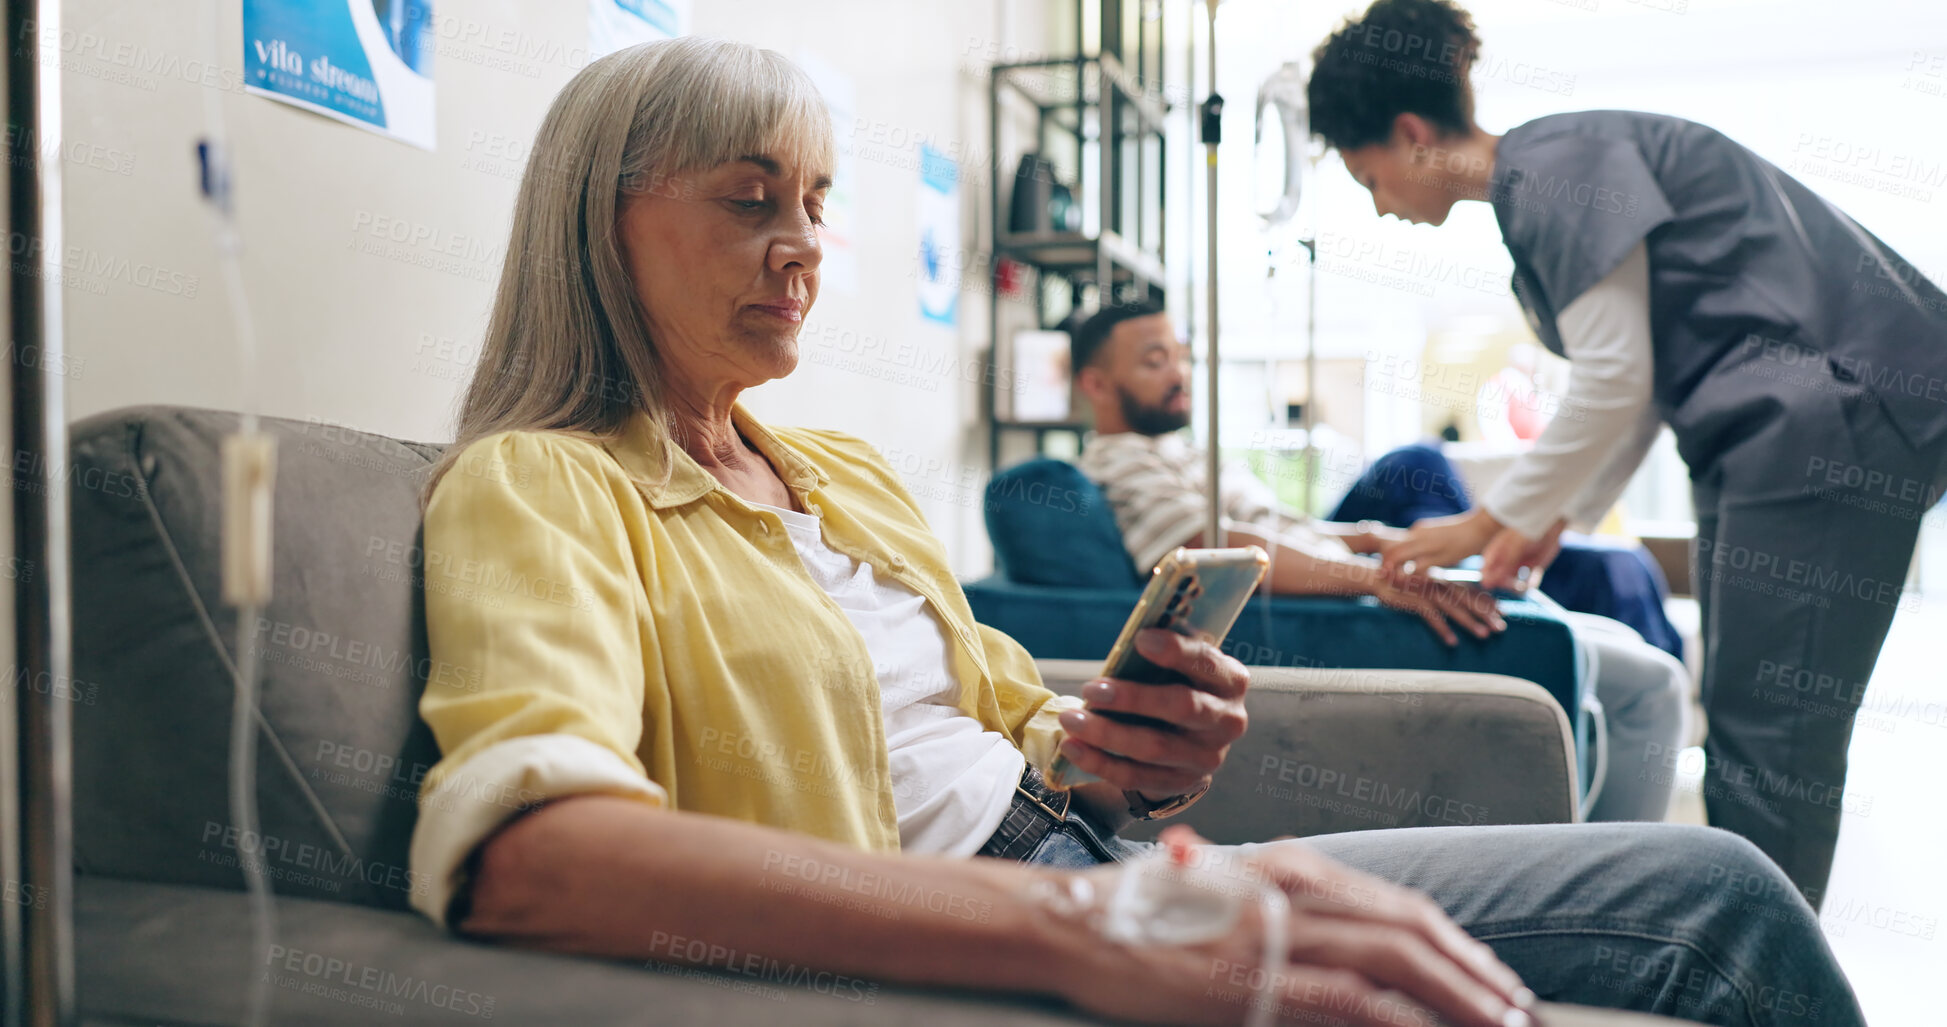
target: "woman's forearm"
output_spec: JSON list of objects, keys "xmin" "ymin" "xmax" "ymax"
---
[{"xmin": 461, "ymin": 795, "xmax": 1086, "ymax": 1000}]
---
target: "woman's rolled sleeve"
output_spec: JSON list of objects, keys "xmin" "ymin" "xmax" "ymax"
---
[{"xmin": 408, "ymin": 432, "xmax": 664, "ymax": 927}]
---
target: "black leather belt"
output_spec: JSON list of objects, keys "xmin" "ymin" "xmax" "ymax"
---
[{"xmin": 976, "ymin": 763, "xmax": 1072, "ymax": 861}]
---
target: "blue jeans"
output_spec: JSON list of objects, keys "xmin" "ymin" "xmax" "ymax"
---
[
  {"xmin": 1019, "ymin": 804, "xmax": 1154, "ymax": 868},
  {"xmin": 1028, "ymin": 817, "xmax": 1863, "ymax": 1026}
]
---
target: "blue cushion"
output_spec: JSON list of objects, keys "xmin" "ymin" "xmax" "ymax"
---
[
  {"xmin": 983, "ymin": 459, "xmax": 1140, "ymax": 588},
  {"xmin": 962, "ymin": 575, "xmax": 1592, "ymax": 791}
]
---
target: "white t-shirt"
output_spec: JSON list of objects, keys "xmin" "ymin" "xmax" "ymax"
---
[{"xmin": 754, "ymin": 501, "xmax": 1024, "ymax": 856}]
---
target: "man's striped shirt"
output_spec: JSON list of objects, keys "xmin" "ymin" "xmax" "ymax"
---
[{"xmin": 1076, "ymin": 430, "xmax": 1346, "ymax": 574}]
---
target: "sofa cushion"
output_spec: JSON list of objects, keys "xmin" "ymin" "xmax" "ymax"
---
[
  {"xmin": 982, "ymin": 458, "xmax": 1138, "ymax": 588},
  {"xmin": 70, "ymin": 406, "xmax": 449, "ymax": 911}
]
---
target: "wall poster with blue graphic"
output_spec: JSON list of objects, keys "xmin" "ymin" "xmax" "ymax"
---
[
  {"xmin": 590, "ymin": 0, "xmax": 689, "ymax": 59},
  {"xmin": 244, "ymin": 0, "xmax": 437, "ymax": 150},
  {"xmin": 915, "ymin": 144, "xmax": 961, "ymax": 326}
]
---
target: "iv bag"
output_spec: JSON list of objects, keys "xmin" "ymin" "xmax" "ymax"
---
[{"xmin": 1253, "ymin": 61, "xmax": 1311, "ymax": 229}]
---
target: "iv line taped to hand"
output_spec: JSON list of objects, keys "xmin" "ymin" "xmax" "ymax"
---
[{"xmin": 1030, "ymin": 832, "xmax": 1289, "ymax": 1027}]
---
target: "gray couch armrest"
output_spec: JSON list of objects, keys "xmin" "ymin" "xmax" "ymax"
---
[
  {"xmin": 79, "ymin": 877, "xmax": 1693, "ymax": 1025},
  {"xmin": 1034, "ymin": 660, "xmax": 1578, "ymax": 842},
  {"xmin": 77, "ymin": 877, "xmax": 1089, "ymax": 1026}
]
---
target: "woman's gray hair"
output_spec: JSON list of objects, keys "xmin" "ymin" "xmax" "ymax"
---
[{"xmin": 424, "ymin": 36, "xmax": 834, "ymax": 500}]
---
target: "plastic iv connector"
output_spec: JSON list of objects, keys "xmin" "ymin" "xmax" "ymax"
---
[{"xmin": 1032, "ymin": 832, "xmax": 1289, "ymax": 1027}]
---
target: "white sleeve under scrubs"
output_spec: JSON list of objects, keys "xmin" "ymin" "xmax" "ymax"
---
[{"xmin": 1481, "ymin": 242, "xmax": 1659, "ymax": 538}]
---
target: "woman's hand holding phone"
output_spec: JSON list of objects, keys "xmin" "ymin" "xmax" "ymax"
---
[
  {"xmin": 1048, "ymin": 546, "xmax": 1264, "ymax": 791},
  {"xmin": 1056, "ymin": 628, "xmax": 1251, "ymax": 800}
]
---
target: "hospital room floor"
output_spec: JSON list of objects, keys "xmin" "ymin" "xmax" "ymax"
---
[{"xmin": 1664, "ymin": 598, "xmax": 1945, "ymax": 1026}]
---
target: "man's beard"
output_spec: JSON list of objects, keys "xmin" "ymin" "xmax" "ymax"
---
[{"xmin": 1118, "ymin": 386, "xmax": 1191, "ymax": 436}]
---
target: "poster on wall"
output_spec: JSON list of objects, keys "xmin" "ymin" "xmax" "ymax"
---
[
  {"xmin": 590, "ymin": 0, "xmax": 690, "ymax": 59},
  {"xmin": 915, "ymin": 144, "xmax": 960, "ymax": 326},
  {"xmin": 1005, "ymin": 330, "xmax": 1074, "ymax": 422},
  {"xmin": 244, "ymin": 0, "xmax": 436, "ymax": 150}
]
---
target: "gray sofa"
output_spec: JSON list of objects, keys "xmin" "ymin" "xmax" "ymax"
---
[{"xmin": 67, "ymin": 405, "xmax": 1676, "ymax": 1025}]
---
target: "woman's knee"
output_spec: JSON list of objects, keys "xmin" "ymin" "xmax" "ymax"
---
[
  {"xmin": 1623, "ymin": 824, "xmax": 1806, "ymax": 925},
  {"xmin": 1568, "ymin": 823, "xmax": 1772, "ymax": 885},
  {"xmin": 1682, "ymin": 827, "xmax": 1798, "ymax": 904}
]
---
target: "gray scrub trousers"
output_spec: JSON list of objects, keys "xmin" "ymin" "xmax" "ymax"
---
[{"xmin": 1491, "ymin": 110, "xmax": 1947, "ymax": 907}]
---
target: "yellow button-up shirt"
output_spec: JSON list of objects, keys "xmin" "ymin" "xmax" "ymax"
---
[{"xmin": 407, "ymin": 404, "xmax": 1075, "ymax": 925}]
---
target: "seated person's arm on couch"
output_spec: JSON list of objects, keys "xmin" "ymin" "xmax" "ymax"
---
[
  {"xmin": 1182, "ymin": 523, "xmax": 1503, "ymax": 645},
  {"xmin": 1089, "ymin": 446, "xmax": 1501, "ymax": 644},
  {"xmin": 1300, "ymin": 519, "xmax": 1403, "ymax": 556},
  {"xmin": 1218, "ymin": 463, "xmax": 1397, "ymax": 555}
]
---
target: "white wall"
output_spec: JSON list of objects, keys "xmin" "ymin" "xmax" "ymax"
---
[{"xmin": 59, "ymin": 0, "xmax": 1059, "ymax": 575}]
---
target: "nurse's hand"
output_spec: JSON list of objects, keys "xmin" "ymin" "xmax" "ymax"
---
[
  {"xmin": 1378, "ymin": 509, "xmax": 1501, "ymax": 574},
  {"xmin": 1480, "ymin": 518, "xmax": 1568, "ymax": 593}
]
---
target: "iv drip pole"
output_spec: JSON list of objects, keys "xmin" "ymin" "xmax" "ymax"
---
[
  {"xmin": 5, "ymin": 0, "xmax": 76, "ymax": 1020},
  {"xmin": 1200, "ymin": 0, "xmax": 1223, "ymax": 549},
  {"xmin": 1299, "ymin": 225, "xmax": 1317, "ymax": 520}
]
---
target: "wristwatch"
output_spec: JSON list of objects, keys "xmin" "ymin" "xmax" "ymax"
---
[{"xmin": 1123, "ymin": 782, "xmax": 1210, "ymax": 821}]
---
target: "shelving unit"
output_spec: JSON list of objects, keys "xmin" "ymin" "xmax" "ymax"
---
[{"xmin": 984, "ymin": 0, "xmax": 1178, "ymax": 473}]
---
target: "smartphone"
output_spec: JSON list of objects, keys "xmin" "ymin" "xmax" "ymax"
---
[{"xmin": 1045, "ymin": 546, "xmax": 1270, "ymax": 789}]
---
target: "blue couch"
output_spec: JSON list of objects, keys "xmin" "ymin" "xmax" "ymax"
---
[{"xmin": 961, "ymin": 458, "xmax": 1591, "ymax": 785}]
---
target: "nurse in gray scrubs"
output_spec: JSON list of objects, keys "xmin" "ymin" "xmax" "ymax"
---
[{"xmin": 1307, "ymin": 0, "xmax": 1947, "ymax": 908}]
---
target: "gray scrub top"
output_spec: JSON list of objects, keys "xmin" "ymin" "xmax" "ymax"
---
[{"xmin": 1489, "ymin": 111, "xmax": 1947, "ymax": 483}]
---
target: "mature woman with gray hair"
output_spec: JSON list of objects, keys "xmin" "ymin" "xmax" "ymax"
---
[{"xmin": 407, "ymin": 36, "xmax": 1862, "ymax": 1027}]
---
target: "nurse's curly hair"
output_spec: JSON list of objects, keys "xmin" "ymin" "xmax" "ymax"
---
[{"xmin": 1307, "ymin": 0, "xmax": 1481, "ymax": 151}]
